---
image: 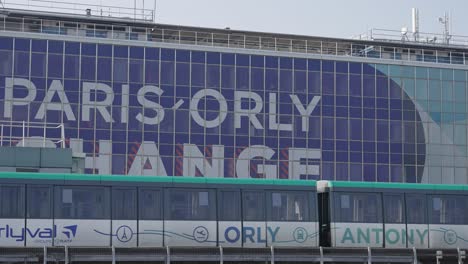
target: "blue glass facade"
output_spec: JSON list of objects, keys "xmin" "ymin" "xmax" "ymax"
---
[{"xmin": 0, "ymin": 35, "xmax": 466, "ymax": 183}]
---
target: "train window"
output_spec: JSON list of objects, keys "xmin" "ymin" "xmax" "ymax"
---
[
  {"xmin": 383, "ymin": 194, "xmax": 405, "ymax": 223},
  {"xmin": 334, "ymin": 192, "xmax": 382, "ymax": 223},
  {"xmin": 112, "ymin": 188, "xmax": 137, "ymax": 220},
  {"xmin": 138, "ymin": 189, "xmax": 162, "ymax": 220},
  {"xmin": 406, "ymin": 194, "xmax": 426, "ymax": 224},
  {"xmin": 430, "ymin": 195, "xmax": 468, "ymax": 224},
  {"xmin": 55, "ymin": 186, "xmax": 110, "ymax": 219},
  {"xmin": 219, "ymin": 191, "xmax": 241, "ymax": 221},
  {"xmin": 27, "ymin": 186, "xmax": 51, "ymax": 219},
  {"xmin": 167, "ymin": 189, "xmax": 215, "ymax": 220},
  {"xmin": 243, "ymin": 191, "xmax": 265, "ymax": 221},
  {"xmin": 0, "ymin": 185, "xmax": 24, "ymax": 218},
  {"xmin": 268, "ymin": 191, "xmax": 310, "ymax": 221}
]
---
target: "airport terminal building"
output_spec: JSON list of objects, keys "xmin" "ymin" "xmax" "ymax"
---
[{"xmin": 0, "ymin": 6, "xmax": 467, "ymax": 184}]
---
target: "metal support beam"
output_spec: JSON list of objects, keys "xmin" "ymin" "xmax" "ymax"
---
[
  {"xmin": 367, "ymin": 246, "xmax": 371, "ymax": 264},
  {"xmin": 459, "ymin": 247, "xmax": 466, "ymax": 264},
  {"xmin": 166, "ymin": 246, "xmax": 170, "ymax": 264},
  {"xmin": 270, "ymin": 245, "xmax": 275, "ymax": 264},
  {"xmin": 219, "ymin": 246, "xmax": 223, "ymax": 264},
  {"xmin": 22, "ymin": 121, "xmax": 25, "ymax": 147},
  {"xmin": 413, "ymin": 247, "xmax": 417, "ymax": 264},
  {"xmin": 319, "ymin": 246, "xmax": 324, "ymax": 264},
  {"xmin": 64, "ymin": 245, "xmax": 69, "ymax": 264},
  {"xmin": 43, "ymin": 246, "xmax": 47, "ymax": 264},
  {"xmin": 112, "ymin": 245, "xmax": 116, "ymax": 264},
  {"xmin": 436, "ymin": 250, "xmax": 443, "ymax": 264}
]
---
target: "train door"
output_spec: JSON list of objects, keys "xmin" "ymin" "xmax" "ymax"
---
[
  {"xmin": 164, "ymin": 188, "xmax": 217, "ymax": 247},
  {"xmin": 242, "ymin": 190, "xmax": 266, "ymax": 247},
  {"xmin": 111, "ymin": 188, "xmax": 137, "ymax": 247},
  {"xmin": 405, "ymin": 194, "xmax": 429, "ymax": 248},
  {"xmin": 137, "ymin": 188, "xmax": 163, "ymax": 247},
  {"xmin": 26, "ymin": 185, "xmax": 52, "ymax": 247},
  {"xmin": 383, "ymin": 194, "xmax": 406, "ymax": 248},
  {"xmin": 266, "ymin": 190, "xmax": 318, "ymax": 247},
  {"xmin": 217, "ymin": 189, "xmax": 242, "ymax": 247},
  {"xmin": 0, "ymin": 184, "xmax": 26, "ymax": 247}
]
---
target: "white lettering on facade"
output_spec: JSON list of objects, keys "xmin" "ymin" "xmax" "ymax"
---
[
  {"xmin": 190, "ymin": 89, "xmax": 228, "ymax": 128},
  {"xmin": 234, "ymin": 91, "xmax": 264, "ymax": 129},
  {"xmin": 82, "ymin": 82, "xmax": 114, "ymax": 123},
  {"xmin": 4, "ymin": 77, "xmax": 37, "ymax": 118},
  {"xmin": 183, "ymin": 144, "xmax": 224, "ymax": 177},
  {"xmin": 236, "ymin": 145, "xmax": 277, "ymax": 178},
  {"xmin": 128, "ymin": 141, "xmax": 168, "ymax": 176},
  {"xmin": 36, "ymin": 80, "xmax": 76, "ymax": 121}
]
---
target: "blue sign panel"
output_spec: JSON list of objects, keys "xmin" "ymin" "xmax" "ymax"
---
[{"xmin": 0, "ymin": 36, "xmax": 427, "ymax": 181}]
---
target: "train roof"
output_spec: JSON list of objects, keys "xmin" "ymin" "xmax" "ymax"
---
[
  {"xmin": 0, "ymin": 172, "xmax": 316, "ymax": 187},
  {"xmin": 322, "ymin": 180, "xmax": 468, "ymax": 192}
]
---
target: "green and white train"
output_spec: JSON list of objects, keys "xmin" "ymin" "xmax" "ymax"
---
[{"xmin": 0, "ymin": 172, "xmax": 466, "ymax": 249}]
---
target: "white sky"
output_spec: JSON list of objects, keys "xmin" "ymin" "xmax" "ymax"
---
[{"xmin": 7, "ymin": 0, "xmax": 468, "ymax": 39}]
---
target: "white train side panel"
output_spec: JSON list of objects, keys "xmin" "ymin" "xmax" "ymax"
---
[
  {"xmin": 111, "ymin": 220, "xmax": 137, "ymax": 247},
  {"xmin": 138, "ymin": 220, "xmax": 164, "ymax": 247},
  {"xmin": 0, "ymin": 219, "xmax": 25, "ymax": 247},
  {"xmin": 164, "ymin": 220, "xmax": 217, "ymax": 247},
  {"xmin": 332, "ymin": 222, "xmax": 384, "ymax": 247},
  {"xmin": 55, "ymin": 219, "xmax": 110, "ymax": 246},
  {"xmin": 429, "ymin": 224, "xmax": 468, "ymax": 248},
  {"xmin": 267, "ymin": 221, "xmax": 318, "ymax": 247},
  {"xmin": 25, "ymin": 219, "xmax": 53, "ymax": 247}
]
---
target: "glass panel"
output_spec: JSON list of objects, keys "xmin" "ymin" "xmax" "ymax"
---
[
  {"xmin": 406, "ymin": 194, "xmax": 426, "ymax": 224},
  {"xmin": 139, "ymin": 189, "xmax": 161, "ymax": 220},
  {"xmin": 168, "ymin": 189, "xmax": 214, "ymax": 220},
  {"xmin": 0, "ymin": 185, "xmax": 24, "ymax": 218},
  {"xmin": 334, "ymin": 192, "xmax": 382, "ymax": 223},
  {"xmin": 431, "ymin": 195, "xmax": 468, "ymax": 224},
  {"xmin": 27, "ymin": 186, "xmax": 51, "ymax": 219},
  {"xmin": 243, "ymin": 191, "xmax": 265, "ymax": 221},
  {"xmin": 384, "ymin": 194, "xmax": 404, "ymax": 223},
  {"xmin": 55, "ymin": 186, "xmax": 109, "ymax": 219},
  {"xmin": 269, "ymin": 191, "xmax": 310, "ymax": 221},
  {"xmin": 112, "ymin": 188, "xmax": 137, "ymax": 220},
  {"xmin": 219, "ymin": 191, "xmax": 240, "ymax": 221}
]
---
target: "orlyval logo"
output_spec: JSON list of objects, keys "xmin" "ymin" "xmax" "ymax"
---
[
  {"xmin": 0, "ymin": 224, "xmax": 78, "ymax": 242},
  {"xmin": 62, "ymin": 225, "xmax": 78, "ymax": 239}
]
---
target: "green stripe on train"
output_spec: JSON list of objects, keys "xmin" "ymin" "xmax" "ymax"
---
[
  {"xmin": 0, "ymin": 172, "xmax": 316, "ymax": 186},
  {"xmin": 328, "ymin": 181, "xmax": 468, "ymax": 191}
]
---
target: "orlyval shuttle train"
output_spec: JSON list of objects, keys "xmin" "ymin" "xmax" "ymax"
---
[{"xmin": 0, "ymin": 172, "xmax": 466, "ymax": 249}]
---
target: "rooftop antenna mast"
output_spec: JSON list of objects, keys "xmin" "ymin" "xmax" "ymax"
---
[
  {"xmin": 439, "ymin": 12, "xmax": 451, "ymax": 44},
  {"xmin": 153, "ymin": 0, "xmax": 157, "ymax": 22},
  {"xmin": 412, "ymin": 8, "xmax": 419, "ymax": 41}
]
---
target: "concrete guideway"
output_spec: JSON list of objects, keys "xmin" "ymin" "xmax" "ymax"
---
[{"xmin": 0, "ymin": 246, "xmax": 466, "ymax": 263}]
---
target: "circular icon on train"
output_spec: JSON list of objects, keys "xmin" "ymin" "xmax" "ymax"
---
[
  {"xmin": 293, "ymin": 227, "xmax": 308, "ymax": 243},
  {"xmin": 193, "ymin": 226, "xmax": 209, "ymax": 242},
  {"xmin": 444, "ymin": 230, "xmax": 458, "ymax": 245},
  {"xmin": 116, "ymin": 225, "xmax": 134, "ymax": 243}
]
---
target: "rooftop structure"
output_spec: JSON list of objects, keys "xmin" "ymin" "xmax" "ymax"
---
[{"xmin": 1, "ymin": 3, "xmax": 468, "ymax": 67}]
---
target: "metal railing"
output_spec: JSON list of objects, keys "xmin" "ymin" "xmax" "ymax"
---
[
  {"xmin": 0, "ymin": 121, "xmax": 65, "ymax": 148},
  {"xmin": 356, "ymin": 28, "xmax": 468, "ymax": 48},
  {"xmin": 0, "ymin": 14, "xmax": 468, "ymax": 67},
  {"xmin": 2, "ymin": 0, "xmax": 154, "ymax": 21}
]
